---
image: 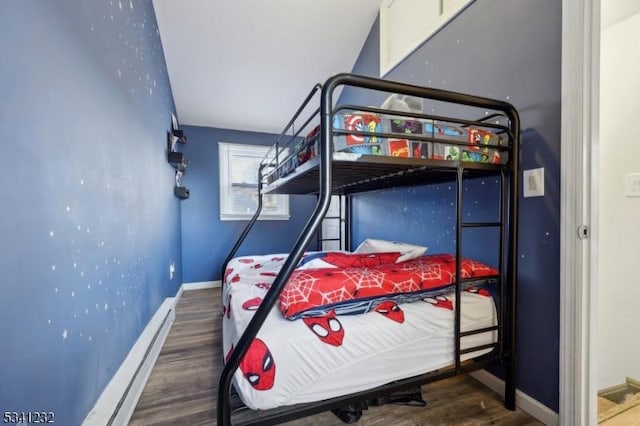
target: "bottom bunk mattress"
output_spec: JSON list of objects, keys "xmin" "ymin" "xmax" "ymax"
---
[{"xmin": 222, "ymin": 253, "xmax": 498, "ymax": 411}]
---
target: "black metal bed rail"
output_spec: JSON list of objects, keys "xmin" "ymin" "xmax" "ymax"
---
[
  {"xmin": 461, "ymin": 222, "xmax": 502, "ymax": 228},
  {"xmin": 217, "ymin": 73, "xmax": 520, "ymax": 425},
  {"xmin": 231, "ymin": 353, "xmax": 502, "ymax": 426},
  {"xmin": 498, "ymin": 170, "xmax": 507, "ymax": 361},
  {"xmin": 331, "ymin": 128, "xmax": 512, "ymax": 152},
  {"xmin": 262, "ymin": 110, "xmax": 512, "ymax": 183},
  {"xmin": 218, "ymin": 78, "xmax": 335, "ymax": 426},
  {"xmin": 261, "ymin": 84, "xmax": 323, "ymax": 181},
  {"xmin": 263, "ymin": 129, "xmax": 511, "ymax": 191},
  {"xmin": 460, "ymin": 325, "xmax": 499, "ymax": 337},
  {"xmin": 270, "ymin": 84, "xmax": 322, "ymax": 148},
  {"xmin": 454, "ymin": 165, "xmax": 464, "ymax": 374},
  {"xmin": 460, "ymin": 342, "xmax": 498, "ymax": 355},
  {"xmin": 337, "ymin": 103, "xmax": 513, "ymax": 135},
  {"xmin": 262, "ymin": 87, "xmax": 515, "ymax": 187},
  {"xmin": 271, "ymin": 105, "xmax": 321, "ymax": 169},
  {"xmin": 464, "ymin": 112, "xmax": 511, "ymax": 136},
  {"xmin": 502, "ymin": 108, "xmax": 519, "ymax": 410},
  {"xmin": 332, "ymin": 103, "xmax": 513, "ymax": 148}
]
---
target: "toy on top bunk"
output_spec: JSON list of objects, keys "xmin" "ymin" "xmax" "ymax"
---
[
  {"xmin": 296, "ymin": 125, "xmax": 319, "ymax": 165},
  {"xmin": 270, "ymin": 105, "xmax": 507, "ymax": 185},
  {"xmin": 276, "ymin": 125, "xmax": 321, "ymax": 180},
  {"xmin": 378, "ymin": 94, "xmax": 430, "ymax": 159},
  {"xmin": 332, "ymin": 112, "xmax": 427, "ymax": 159},
  {"xmin": 333, "ymin": 113, "xmax": 385, "ymax": 155},
  {"xmin": 425, "ymin": 121, "xmax": 505, "ymax": 164},
  {"xmin": 385, "ymin": 118, "xmax": 430, "ymax": 159}
]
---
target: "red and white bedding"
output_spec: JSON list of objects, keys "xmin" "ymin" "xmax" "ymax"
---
[{"xmin": 222, "ymin": 252, "xmax": 498, "ymax": 410}]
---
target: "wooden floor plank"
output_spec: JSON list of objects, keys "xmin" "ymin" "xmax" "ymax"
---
[
  {"xmin": 601, "ymin": 402, "xmax": 640, "ymax": 426},
  {"xmin": 130, "ymin": 288, "xmax": 542, "ymax": 425},
  {"xmin": 599, "ymin": 392, "xmax": 640, "ymax": 424}
]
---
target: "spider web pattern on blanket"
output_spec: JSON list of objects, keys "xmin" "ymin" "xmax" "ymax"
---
[
  {"xmin": 280, "ymin": 272, "xmax": 319, "ymax": 311},
  {"xmin": 318, "ymin": 285, "xmax": 352, "ymax": 306},
  {"xmin": 344, "ymin": 268, "xmax": 386, "ymax": 295},
  {"xmin": 277, "ymin": 253, "xmax": 498, "ymax": 319},
  {"xmin": 389, "ymin": 277, "xmax": 420, "ymax": 294},
  {"xmin": 401, "ymin": 257, "xmax": 461, "ymax": 283}
]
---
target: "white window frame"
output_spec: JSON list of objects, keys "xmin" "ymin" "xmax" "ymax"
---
[{"xmin": 219, "ymin": 142, "xmax": 289, "ymax": 221}]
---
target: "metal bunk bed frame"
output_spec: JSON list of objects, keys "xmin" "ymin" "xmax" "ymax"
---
[{"xmin": 218, "ymin": 73, "xmax": 520, "ymax": 426}]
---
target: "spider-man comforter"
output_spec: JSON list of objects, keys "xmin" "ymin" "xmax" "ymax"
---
[
  {"xmin": 222, "ymin": 252, "xmax": 498, "ymax": 410},
  {"xmin": 279, "ymin": 252, "xmax": 498, "ymax": 319}
]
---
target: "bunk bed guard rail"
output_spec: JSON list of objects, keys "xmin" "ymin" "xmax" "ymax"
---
[{"xmin": 217, "ymin": 73, "xmax": 520, "ymax": 426}]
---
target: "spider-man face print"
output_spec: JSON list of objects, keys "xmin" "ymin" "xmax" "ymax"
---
[
  {"xmin": 242, "ymin": 297, "xmax": 262, "ymax": 311},
  {"xmin": 423, "ymin": 295, "xmax": 453, "ymax": 310},
  {"xmin": 254, "ymin": 282, "xmax": 271, "ymax": 290},
  {"xmin": 222, "ymin": 294, "xmax": 232, "ymax": 319},
  {"xmin": 239, "ymin": 338, "xmax": 276, "ymax": 390},
  {"xmin": 303, "ymin": 312, "xmax": 344, "ymax": 346},
  {"xmin": 225, "ymin": 344, "xmax": 234, "ymax": 363},
  {"xmin": 466, "ymin": 287, "xmax": 491, "ymax": 297},
  {"xmin": 224, "ymin": 267, "xmax": 234, "ymax": 283},
  {"xmin": 374, "ymin": 301, "xmax": 405, "ymax": 323}
]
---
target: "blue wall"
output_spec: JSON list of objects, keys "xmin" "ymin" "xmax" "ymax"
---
[
  {"xmin": 0, "ymin": 2, "xmax": 181, "ymax": 424},
  {"xmin": 343, "ymin": 0, "xmax": 561, "ymax": 411},
  {"xmin": 180, "ymin": 125, "xmax": 318, "ymax": 283}
]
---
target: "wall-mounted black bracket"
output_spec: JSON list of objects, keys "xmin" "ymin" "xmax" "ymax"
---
[
  {"xmin": 168, "ymin": 151, "xmax": 188, "ymax": 171},
  {"xmin": 171, "ymin": 128, "xmax": 187, "ymax": 143},
  {"xmin": 167, "ymin": 116, "xmax": 190, "ymax": 199},
  {"xmin": 174, "ymin": 186, "xmax": 189, "ymax": 199},
  {"xmin": 167, "ymin": 130, "xmax": 187, "ymax": 153}
]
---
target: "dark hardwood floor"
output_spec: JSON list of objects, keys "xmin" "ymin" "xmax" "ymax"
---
[{"xmin": 130, "ymin": 288, "xmax": 542, "ymax": 426}]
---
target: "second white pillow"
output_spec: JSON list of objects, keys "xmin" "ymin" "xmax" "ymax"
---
[{"xmin": 354, "ymin": 239, "xmax": 427, "ymax": 263}]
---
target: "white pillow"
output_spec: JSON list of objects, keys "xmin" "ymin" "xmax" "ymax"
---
[{"xmin": 354, "ymin": 239, "xmax": 427, "ymax": 263}]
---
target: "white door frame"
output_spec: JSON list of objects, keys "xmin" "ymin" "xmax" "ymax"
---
[{"xmin": 560, "ymin": 0, "xmax": 599, "ymax": 425}]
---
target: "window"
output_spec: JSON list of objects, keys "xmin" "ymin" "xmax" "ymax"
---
[{"xmin": 219, "ymin": 142, "xmax": 289, "ymax": 221}]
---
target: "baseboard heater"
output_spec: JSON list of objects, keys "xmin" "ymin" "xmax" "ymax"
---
[{"xmin": 83, "ymin": 298, "xmax": 176, "ymax": 425}]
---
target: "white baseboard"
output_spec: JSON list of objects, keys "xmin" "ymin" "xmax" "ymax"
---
[
  {"xmin": 470, "ymin": 370, "xmax": 559, "ymax": 426},
  {"xmin": 183, "ymin": 280, "xmax": 221, "ymax": 290},
  {"xmin": 83, "ymin": 298, "xmax": 176, "ymax": 426},
  {"xmin": 175, "ymin": 280, "xmax": 221, "ymax": 303}
]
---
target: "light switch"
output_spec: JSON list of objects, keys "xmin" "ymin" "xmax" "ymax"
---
[
  {"xmin": 625, "ymin": 173, "xmax": 640, "ymax": 197},
  {"xmin": 523, "ymin": 168, "xmax": 544, "ymax": 198}
]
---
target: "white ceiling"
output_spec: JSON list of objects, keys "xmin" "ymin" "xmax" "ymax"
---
[
  {"xmin": 601, "ymin": 0, "xmax": 640, "ymax": 28},
  {"xmin": 153, "ymin": 0, "xmax": 382, "ymax": 134}
]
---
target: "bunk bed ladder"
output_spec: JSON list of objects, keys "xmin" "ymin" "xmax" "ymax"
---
[
  {"xmin": 454, "ymin": 166, "xmax": 507, "ymax": 366},
  {"xmin": 454, "ymin": 163, "xmax": 514, "ymax": 408},
  {"xmin": 317, "ymin": 195, "xmax": 349, "ymax": 251},
  {"xmin": 455, "ymin": 114, "xmax": 519, "ymax": 412}
]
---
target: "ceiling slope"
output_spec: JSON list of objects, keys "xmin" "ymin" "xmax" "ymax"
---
[{"xmin": 153, "ymin": 0, "xmax": 381, "ymax": 134}]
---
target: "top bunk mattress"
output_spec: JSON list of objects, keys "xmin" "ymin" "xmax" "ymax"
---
[
  {"xmin": 257, "ymin": 73, "xmax": 519, "ymax": 196},
  {"xmin": 261, "ymin": 114, "xmax": 512, "ymax": 195}
]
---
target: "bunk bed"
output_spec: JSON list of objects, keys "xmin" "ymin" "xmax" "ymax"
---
[{"xmin": 217, "ymin": 73, "xmax": 520, "ymax": 425}]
